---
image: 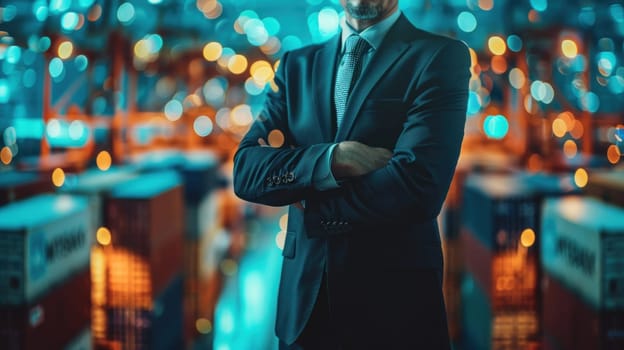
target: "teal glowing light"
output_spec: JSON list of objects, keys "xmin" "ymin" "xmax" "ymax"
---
[
  {"xmin": 61, "ymin": 12, "xmax": 80, "ymax": 31},
  {"xmin": 507, "ymin": 35, "xmax": 523, "ymax": 52},
  {"xmin": 49, "ymin": 0, "xmax": 71, "ymax": 14},
  {"xmin": 34, "ymin": 3, "xmax": 49, "ymax": 22},
  {"xmin": 14, "ymin": 118, "xmax": 45, "ymax": 139},
  {"xmin": 23, "ymin": 69, "xmax": 37, "ymax": 88},
  {"xmin": 244, "ymin": 78, "xmax": 264, "ymax": 96},
  {"xmin": 281, "ymin": 35, "xmax": 302, "ymax": 51},
  {"xmin": 262, "ymin": 17, "xmax": 281, "ymax": 36},
  {"xmin": 615, "ymin": 127, "xmax": 624, "ymax": 154},
  {"xmin": 597, "ymin": 51, "xmax": 617, "ymax": 76},
  {"xmin": 164, "ymin": 100, "xmax": 183, "ymax": 121},
  {"xmin": 580, "ymin": 92, "xmax": 600, "ymax": 113},
  {"xmin": 318, "ymin": 8, "xmax": 340, "ymax": 36},
  {"xmin": 484, "ymin": 115, "xmax": 509, "ymax": 140},
  {"xmin": 0, "ymin": 79, "xmax": 9, "ymax": 103},
  {"xmin": 6, "ymin": 46, "xmax": 21, "ymax": 64},
  {"xmin": 2, "ymin": 5, "xmax": 16, "ymax": 22},
  {"xmin": 467, "ymin": 91, "xmax": 481, "ymax": 115},
  {"xmin": 39, "ymin": 37, "xmax": 52, "ymax": 52},
  {"xmin": 193, "ymin": 116, "xmax": 213, "ymax": 137},
  {"xmin": 78, "ymin": 0, "xmax": 96, "ymax": 8},
  {"xmin": 611, "ymin": 3, "xmax": 624, "ymax": 23},
  {"xmin": 49, "ymin": 58, "xmax": 64, "ymax": 78},
  {"xmin": 457, "ymin": 12, "xmax": 477, "ymax": 33},
  {"xmin": 117, "ymin": 2, "xmax": 136, "ymax": 24},
  {"xmin": 608, "ymin": 76, "xmax": 624, "ymax": 94},
  {"xmin": 148, "ymin": 0, "xmax": 163, "ymax": 3},
  {"xmin": 244, "ymin": 19, "xmax": 269, "ymax": 46},
  {"xmin": 530, "ymin": 0, "xmax": 548, "ymax": 12},
  {"xmin": 75, "ymin": 55, "xmax": 89, "ymax": 71}
]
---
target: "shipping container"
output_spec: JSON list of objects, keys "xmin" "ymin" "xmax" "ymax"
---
[
  {"xmin": 461, "ymin": 273, "xmax": 540, "ymax": 350},
  {"xmin": 0, "ymin": 268, "xmax": 91, "ymax": 350},
  {"xmin": 584, "ymin": 170, "xmax": 624, "ymax": 208},
  {"xmin": 542, "ymin": 272, "xmax": 624, "ymax": 350},
  {"xmin": 105, "ymin": 170, "xmax": 184, "ymax": 296},
  {"xmin": 0, "ymin": 171, "xmax": 53, "ymax": 206},
  {"xmin": 541, "ymin": 196, "xmax": 624, "ymax": 310},
  {"xmin": 57, "ymin": 166, "xmax": 138, "ymax": 241},
  {"xmin": 104, "ymin": 275, "xmax": 184, "ymax": 350},
  {"xmin": 0, "ymin": 194, "xmax": 91, "ymax": 305}
]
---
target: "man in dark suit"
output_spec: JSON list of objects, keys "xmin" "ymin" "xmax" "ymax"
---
[{"xmin": 233, "ymin": 0, "xmax": 470, "ymax": 348}]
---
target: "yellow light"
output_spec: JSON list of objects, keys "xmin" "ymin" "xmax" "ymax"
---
[
  {"xmin": 552, "ymin": 118, "xmax": 567, "ymax": 138},
  {"xmin": 52, "ymin": 168, "xmax": 65, "ymax": 187},
  {"xmin": 607, "ymin": 145, "xmax": 621, "ymax": 164},
  {"xmin": 96, "ymin": 151, "xmax": 112, "ymax": 171},
  {"xmin": 228, "ymin": 54, "xmax": 248, "ymax": 74},
  {"xmin": 134, "ymin": 39, "xmax": 150, "ymax": 59},
  {"xmin": 196, "ymin": 318, "xmax": 213, "ymax": 334},
  {"xmin": 268, "ymin": 129, "xmax": 285, "ymax": 148},
  {"xmin": 574, "ymin": 168, "xmax": 589, "ymax": 188},
  {"xmin": 203, "ymin": 42, "xmax": 222, "ymax": 62},
  {"xmin": 520, "ymin": 229, "xmax": 536, "ymax": 248},
  {"xmin": 0, "ymin": 146, "xmax": 12, "ymax": 165},
  {"xmin": 561, "ymin": 39, "xmax": 578, "ymax": 59},
  {"xmin": 279, "ymin": 214, "xmax": 288, "ymax": 231},
  {"xmin": 273, "ymin": 59, "xmax": 281, "ymax": 72},
  {"xmin": 250, "ymin": 60, "xmax": 274, "ymax": 85},
  {"xmin": 558, "ymin": 111, "xmax": 576, "ymax": 131},
  {"xmin": 58, "ymin": 41, "xmax": 74, "ymax": 60},
  {"xmin": 275, "ymin": 231, "xmax": 286, "ymax": 250},
  {"xmin": 96, "ymin": 227, "xmax": 112, "ymax": 246},
  {"xmin": 488, "ymin": 36, "xmax": 507, "ymax": 56},
  {"xmin": 563, "ymin": 140, "xmax": 578, "ymax": 158}
]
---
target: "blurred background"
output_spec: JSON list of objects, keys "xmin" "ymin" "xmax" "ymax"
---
[{"xmin": 0, "ymin": 0, "xmax": 623, "ymax": 349}]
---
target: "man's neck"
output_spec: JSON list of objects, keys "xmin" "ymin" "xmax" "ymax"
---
[{"xmin": 344, "ymin": 5, "xmax": 399, "ymax": 32}]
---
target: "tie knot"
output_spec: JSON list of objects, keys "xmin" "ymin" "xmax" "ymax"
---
[{"xmin": 344, "ymin": 35, "xmax": 369, "ymax": 55}]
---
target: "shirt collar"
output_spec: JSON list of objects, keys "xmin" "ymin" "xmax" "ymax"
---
[{"xmin": 340, "ymin": 9, "xmax": 401, "ymax": 52}]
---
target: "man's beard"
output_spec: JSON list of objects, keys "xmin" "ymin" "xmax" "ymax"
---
[{"xmin": 346, "ymin": 2, "xmax": 384, "ymax": 20}]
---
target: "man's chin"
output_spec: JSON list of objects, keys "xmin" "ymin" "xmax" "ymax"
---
[{"xmin": 346, "ymin": 3, "xmax": 383, "ymax": 20}]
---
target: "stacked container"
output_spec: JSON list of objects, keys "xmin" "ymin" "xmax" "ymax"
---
[
  {"xmin": 0, "ymin": 194, "xmax": 92, "ymax": 349},
  {"xmin": 541, "ymin": 196, "xmax": 624, "ymax": 350}
]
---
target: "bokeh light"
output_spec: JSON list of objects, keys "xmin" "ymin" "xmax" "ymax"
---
[
  {"xmin": 52, "ymin": 168, "xmax": 66, "ymax": 187},
  {"xmin": 574, "ymin": 168, "xmax": 589, "ymax": 188},
  {"xmin": 96, "ymin": 151, "xmax": 112, "ymax": 171}
]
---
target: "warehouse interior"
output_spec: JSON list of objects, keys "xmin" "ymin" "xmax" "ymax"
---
[{"xmin": 0, "ymin": 0, "xmax": 623, "ymax": 349}]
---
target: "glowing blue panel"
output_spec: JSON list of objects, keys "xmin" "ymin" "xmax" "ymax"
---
[{"xmin": 14, "ymin": 118, "xmax": 45, "ymax": 139}]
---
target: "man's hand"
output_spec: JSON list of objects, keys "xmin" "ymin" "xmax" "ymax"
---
[{"xmin": 331, "ymin": 141, "xmax": 393, "ymax": 179}]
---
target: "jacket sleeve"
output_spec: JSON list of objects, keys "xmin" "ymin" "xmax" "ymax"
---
[
  {"xmin": 303, "ymin": 40, "xmax": 471, "ymax": 237},
  {"xmin": 232, "ymin": 51, "xmax": 334, "ymax": 207}
]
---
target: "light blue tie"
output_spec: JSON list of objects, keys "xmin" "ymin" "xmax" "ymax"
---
[{"xmin": 334, "ymin": 35, "xmax": 369, "ymax": 132}]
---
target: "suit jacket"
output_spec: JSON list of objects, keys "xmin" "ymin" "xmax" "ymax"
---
[{"xmin": 233, "ymin": 14, "xmax": 470, "ymax": 345}]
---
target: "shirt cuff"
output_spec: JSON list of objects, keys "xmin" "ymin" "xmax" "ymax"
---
[{"xmin": 311, "ymin": 143, "xmax": 341, "ymax": 191}]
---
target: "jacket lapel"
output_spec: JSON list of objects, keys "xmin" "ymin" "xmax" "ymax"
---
[
  {"xmin": 313, "ymin": 35, "xmax": 341, "ymax": 142},
  {"xmin": 334, "ymin": 14, "xmax": 413, "ymax": 142}
]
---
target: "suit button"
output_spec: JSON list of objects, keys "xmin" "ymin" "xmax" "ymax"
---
[
  {"xmin": 266, "ymin": 177, "xmax": 273, "ymax": 186},
  {"xmin": 281, "ymin": 173, "xmax": 288, "ymax": 184},
  {"xmin": 273, "ymin": 175, "xmax": 281, "ymax": 185},
  {"xmin": 287, "ymin": 172, "xmax": 295, "ymax": 183}
]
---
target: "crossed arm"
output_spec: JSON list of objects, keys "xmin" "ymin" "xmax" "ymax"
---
[{"xmin": 233, "ymin": 40, "xmax": 470, "ymax": 237}]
